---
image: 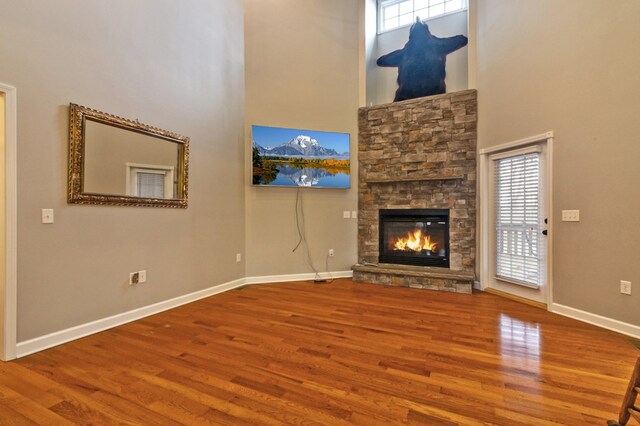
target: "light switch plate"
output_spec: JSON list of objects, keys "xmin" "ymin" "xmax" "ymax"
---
[
  {"xmin": 343, "ymin": 211, "xmax": 351, "ymax": 219},
  {"xmin": 41, "ymin": 209, "xmax": 54, "ymax": 224},
  {"xmin": 351, "ymin": 210, "xmax": 358, "ymax": 219},
  {"xmin": 621, "ymin": 280, "xmax": 632, "ymax": 295},
  {"xmin": 562, "ymin": 210, "xmax": 580, "ymax": 222}
]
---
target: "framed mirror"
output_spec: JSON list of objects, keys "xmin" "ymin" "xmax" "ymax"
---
[{"xmin": 68, "ymin": 103, "xmax": 189, "ymax": 208}]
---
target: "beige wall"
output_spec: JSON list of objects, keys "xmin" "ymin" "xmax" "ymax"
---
[
  {"xmin": 0, "ymin": 0, "xmax": 245, "ymax": 341},
  {"xmin": 475, "ymin": 0, "xmax": 640, "ymax": 326},
  {"xmin": 244, "ymin": 0, "xmax": 360, "ymax": 277},
  {"xmin": 369, "ymin": 10, "xmax": 469, "ymax": 105}
]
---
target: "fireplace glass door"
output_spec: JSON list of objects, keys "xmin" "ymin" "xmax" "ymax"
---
[{"xmin": 379, "ymin": 209, "xmax": 449, "ymax": 267}]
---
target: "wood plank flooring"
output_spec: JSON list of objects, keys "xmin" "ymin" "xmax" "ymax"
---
[{"xmin": 0, "ymin": 279, "xmax": 637, "ymax": 425}]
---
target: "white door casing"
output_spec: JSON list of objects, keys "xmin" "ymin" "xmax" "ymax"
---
[
  {"xmin": 479, "ymin": 132, "xmax": 554, "ymax": 306},
  {"xmin": 0, "ymin": 83, "xmax": 17, "ymax": 361}
]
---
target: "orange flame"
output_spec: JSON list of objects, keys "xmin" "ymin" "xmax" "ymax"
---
[{"xmin": 393, "ymin": 229, "xmax": 437, "ymax": 252}]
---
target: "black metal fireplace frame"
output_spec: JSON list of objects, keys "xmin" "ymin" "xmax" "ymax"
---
[{"xmin": 378, "ymin": 208, "xmax": 450, "ymax": 268}]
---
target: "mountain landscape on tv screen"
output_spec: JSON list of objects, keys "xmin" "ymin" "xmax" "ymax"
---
[
  {"xmin": 254, "ymin": 135, "xmax": 349, "ymax": 159},
  {"xmin": 252, "ymin": 131, "xmax": 350, "ymax": 188}
]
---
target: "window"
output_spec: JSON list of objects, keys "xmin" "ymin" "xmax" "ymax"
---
[
  {"xmin": 379, "ymin": 0, "xmax": 467, "ymax": 33},
  {"xmin": 493, "ymin": 149, "xmax": 543, "ymax": 288}
]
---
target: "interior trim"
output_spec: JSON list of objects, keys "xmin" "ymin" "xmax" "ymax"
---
[
  {"xmin": 483, "ymin": 287, "xmax": 547, "ymax": 310},
  {"xmin": 15, "ymin": 270, "xmax": 354, "ymax": 358},
  {"xmin": 244, "ymin": 270, "xmax": 354, "ymax": 285},
  {"xmin": 550, "ymin": 303, "xmax": 640, "ymax": 340},
  {"xmin": 0, "ymin": 83, "xmax": 17, "ymax": 362},
  {"xmin": 14, "ymin": 270, "xmax": 638, "ymax": 357},
  {"xmin": 478, "ymin": 131, "xmax": 554, "ymax": 307},
  {"xmin": 479, "ymin": 131, "xmax": 554, "ymax": 155},
  {"xmin": 16, "ymin": 278, "xmax": 247, "ymax": 358}
]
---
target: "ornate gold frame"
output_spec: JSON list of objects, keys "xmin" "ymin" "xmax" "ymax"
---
[{"xmin": 68, "ymin": 103, "xmax": 189, "ymax": 208}]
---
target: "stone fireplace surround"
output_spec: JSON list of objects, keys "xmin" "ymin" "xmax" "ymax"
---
[{"xmin": 352, "ymin": 89, "xmax": 477, "ymax": 294}]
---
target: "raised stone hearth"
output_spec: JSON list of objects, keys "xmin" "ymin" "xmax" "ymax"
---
[{"xmin": 353, "ymin": 89, "xmax": 477, "ymax": 294}]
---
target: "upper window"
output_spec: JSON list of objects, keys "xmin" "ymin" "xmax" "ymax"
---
[{"xmin": 378, "ymin": 0, "xmax": 467, "ymax": 33}]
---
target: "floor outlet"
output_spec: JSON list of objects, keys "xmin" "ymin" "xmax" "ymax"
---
[{"xmin": 620, "ymin": 280, "xmax": 632, "ymax": 295}]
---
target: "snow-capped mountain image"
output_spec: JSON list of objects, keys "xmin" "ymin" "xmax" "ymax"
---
[
  {"xmin": 251, "ymin": 125, "xmax": 350, "ymax": 188},
  {"xmin": 254, "ymin": 135, "xmax": 348, "ymax": 158}
]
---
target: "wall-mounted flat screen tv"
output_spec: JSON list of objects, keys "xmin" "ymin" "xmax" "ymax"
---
[{"xmin": 251, "ymin": 125, "xmax": 350, "ymax": 188}]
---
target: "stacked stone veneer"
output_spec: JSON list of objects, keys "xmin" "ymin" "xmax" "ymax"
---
[{"xmin": 353, "ymin": 89, "xmax": 477, "ymax": 294}]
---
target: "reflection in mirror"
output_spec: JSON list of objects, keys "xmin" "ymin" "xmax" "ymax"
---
[
  {"xmin": 68, "ymin": 104, "xmax": 189, "ymax": 208},
  {"xmin": 84, "ymin": 120, "xmax": 180, "ymax": 199}
]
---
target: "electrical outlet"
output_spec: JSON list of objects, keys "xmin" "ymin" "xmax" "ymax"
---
[
  {"xmin": 138, "ymin": 270, "xmax": 146, "ymax": 283},
  {"xmin": 562, "ymin": 210, "xmax": 580, "ymax": 222},
  {"xmin": 620, "ymin": 280, "xmax": 632, "ymax": 295},
  {"xmin": 329, "ymin": 248, "xmax": 334, "ymax": 257},
  {"xmin": 236, "ymin": 253, "xmax": 242, "ymax": 262},
  {"xmin": 129, "ymin": 272, "xmax": 140, "ymax": 285}
]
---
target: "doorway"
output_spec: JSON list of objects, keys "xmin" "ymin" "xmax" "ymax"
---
[{"xmin": 479, "ymin": 132, "xmax": 554, "ymax": 307}]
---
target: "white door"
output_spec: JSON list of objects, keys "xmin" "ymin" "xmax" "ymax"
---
[{"xmin": 480, "ymin": 133, "xmax": 553, "ymax": 306}]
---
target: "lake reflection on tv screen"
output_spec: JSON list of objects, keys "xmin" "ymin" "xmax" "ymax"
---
[{"xmin": 266, "ymin": 165, "xmax": 350, "ymax": 188}]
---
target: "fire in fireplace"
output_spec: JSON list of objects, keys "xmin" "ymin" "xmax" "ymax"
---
[{"xmin": 379, "ymin": 209, "xmax": 449, "ymax": 268}]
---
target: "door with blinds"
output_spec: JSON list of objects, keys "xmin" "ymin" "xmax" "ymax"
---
[{"xmin": 486, "ymin": 142, "xmax": 550, "ymax": 305}]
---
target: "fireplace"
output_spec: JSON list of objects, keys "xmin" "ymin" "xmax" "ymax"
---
[
  {"xmin": 353, "ymin": 90, "xmax": 476, "ymax": 293},
  {"xmin": 379, "ymin": 209, "xmax": 450, "ymax": 268}
]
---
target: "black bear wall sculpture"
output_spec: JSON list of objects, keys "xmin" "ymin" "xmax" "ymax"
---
[{"xmin": 377, "ymin": 18, "xmax": 468, "ymax": 102}]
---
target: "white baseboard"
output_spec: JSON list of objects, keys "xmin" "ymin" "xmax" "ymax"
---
[
  {"xmin": 22, "ymin": 272, "xmax": 636, "ymax": 358},
  {"xmin": 16, "ymin": 270, "xmax": 354, "ymax": 358},
  {"xmin": 16, "ymin": 278, "xmax": 247, "ymax": 358},
  {"xmin": 550, "ymin": 303, "xmax": 640, "ymax": 340},
  {"xmin": 244, "ymin": 270, "xmax": 353, "ymax": 285}
]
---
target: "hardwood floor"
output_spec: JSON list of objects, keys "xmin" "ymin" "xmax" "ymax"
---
[{"xmin": 1, "ymin": 279, "xmax": 637, "ymax": 425}]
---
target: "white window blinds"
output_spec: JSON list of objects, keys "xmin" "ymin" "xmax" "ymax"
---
[
  {"xmin": 137, "ymin": 172, "xmax": 165, "ymax": 199},
  {"xmin": 494, "ymin": 151, "xmax": 543, "ymax": 288}
]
